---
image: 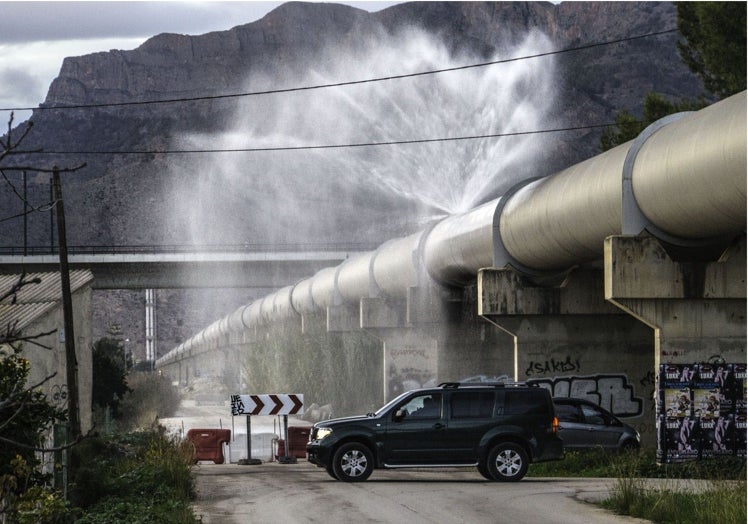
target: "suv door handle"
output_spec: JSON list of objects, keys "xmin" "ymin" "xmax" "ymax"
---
[{"xmin": 433, "ymin": 422, "xmax": 446, "ymax": 430}]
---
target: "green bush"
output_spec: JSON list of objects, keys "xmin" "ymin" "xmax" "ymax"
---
[{"xmin": 70, "ymin": 428, "xmax": 197, "ymax": 524}]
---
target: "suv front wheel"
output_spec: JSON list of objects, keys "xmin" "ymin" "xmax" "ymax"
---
[
  {"xmin": 486, "ymin": 443, "xmax": 528, "ymax": 482},
  {"xmin": 332, "ymin": 442, "xmax": 374, "ymax": 482}
]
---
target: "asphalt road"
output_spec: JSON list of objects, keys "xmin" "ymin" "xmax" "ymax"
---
[{"xmin": 191, "ymin": 461, "xmax": 651, "ymax": 524}]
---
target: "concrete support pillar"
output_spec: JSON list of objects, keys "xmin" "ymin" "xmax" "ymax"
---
[
  {"xmin": 359, "ymin": 296, "xmax": 422, "ymax": 400},
  {"xmin": 604, "ymin": 235, "xmax": 747, "ymax": 367},
  {"xmin": 300, "ymin": 311, "xmax": 326, "ymax": 336},
  {"xmin": 478, "ymin": 267, "xmax": 656, "ymax": 445},
  {"xmin": 362, "ymin": 286, "xmax": 514, "ymax": 402},
  {"xmin": 328, "ymin": 304, "xmax": 360, "ymax": 332},
  {"xmin": 438, "ymin": 284, "xmax": 515, "ymax": 383}
]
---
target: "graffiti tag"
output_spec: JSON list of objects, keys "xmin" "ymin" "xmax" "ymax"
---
[
  {"xmin": 525, "ymin": 356, "xmax": 581, "ymax": 377},
  {"xmin": 528, "ymin": 374, "xmax": 643, "ymax": 418}
]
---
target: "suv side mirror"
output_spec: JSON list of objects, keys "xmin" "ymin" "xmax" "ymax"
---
[{"xmin": 394, "ymin": 408, "xmax": 407, "ymax": 421}]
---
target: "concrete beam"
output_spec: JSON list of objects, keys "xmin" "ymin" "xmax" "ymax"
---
[
  {"xmin": 604, "ymin": 235, "xmax": 747, "ymax": 365},
  {"xmin": 479, "ymin": 268, "xmax": 620, "ymax": 316}
]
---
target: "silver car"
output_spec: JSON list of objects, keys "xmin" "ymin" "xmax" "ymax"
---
[{"xmin": 553, "ymin": 397, "xmax": 640, "ymax": 451}]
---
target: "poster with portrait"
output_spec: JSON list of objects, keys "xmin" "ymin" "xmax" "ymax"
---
[
  {"xmin": 657, "ymin": 361, "xmax": 745, "ymax": 463},
  {"xmin": 659, "ymin": 415, "xmax": 699, "ymax": 463},
  {"xmin": 659, "ymin": 364, "xmax": 695, "ymax": 418},
  {"xmin": 699, "ymin": 414, "xmax": 734, "ymax": 458}
]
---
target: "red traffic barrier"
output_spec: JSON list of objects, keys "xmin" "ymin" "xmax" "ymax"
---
[
  {"xmin": 275, "ymin": 426, "xmax": 310, "ymax": 459},
  {"xmin": 187, "ymin": 429, "xmax": 231, "ymax": 464}
]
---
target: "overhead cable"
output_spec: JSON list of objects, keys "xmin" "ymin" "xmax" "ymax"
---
[{"xmin": 28, "ymin": 123, "xmax": 617, "ymax": 155}]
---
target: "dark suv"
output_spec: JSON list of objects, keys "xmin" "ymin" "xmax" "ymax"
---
[{"xmin": 306, "ymin": 382, "xmax": 563, "ymax": 482}]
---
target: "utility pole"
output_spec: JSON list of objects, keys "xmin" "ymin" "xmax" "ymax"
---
[{"xmin": 52, "ymin": 167, "xmax": 81, "ymax": 439}]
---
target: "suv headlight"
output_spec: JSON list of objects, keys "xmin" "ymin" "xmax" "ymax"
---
[{"xmin": 315, "ymin": 427, "xmax": 333, "ymax": 441}]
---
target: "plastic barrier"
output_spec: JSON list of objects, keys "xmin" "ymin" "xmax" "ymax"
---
[
  {"xmin": 275, "ymin": 426, "xmax": 311, "ymax": 459},
  {"xmin": 187, "ymin": 429, "xmax": 231, "ymax": 464}
]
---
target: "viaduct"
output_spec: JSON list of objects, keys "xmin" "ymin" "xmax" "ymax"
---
[{"xmin": 155, "ymin": 92, "xmax": 746, "ymax": 447}]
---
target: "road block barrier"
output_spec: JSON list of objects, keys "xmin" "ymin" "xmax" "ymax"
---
[
  {"xmin": 187, "ymin": 428, "xmax": 231, "ymax": 464},
  {"xmin": 275, "ymin": 426, "xmax": 310, "ymax": 459}
]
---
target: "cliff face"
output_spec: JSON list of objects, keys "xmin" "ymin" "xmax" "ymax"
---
[{"xmin": 1, "ymin": 2, "xmax": 704, "ymax": 357}]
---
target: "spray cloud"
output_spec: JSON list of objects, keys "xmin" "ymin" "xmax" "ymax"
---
[{"xmin": 170, "ymin": 27, "xmax": 556, "ymax": 246}]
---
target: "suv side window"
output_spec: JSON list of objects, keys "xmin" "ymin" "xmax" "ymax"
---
[
  {"xmin": 504, "ymin": 389, "xmax": 550, "ymax": 415},
  {"xmin": 450, "ymin": 391, "xmax": 494, "ymax": 419},
  {"xmin": 399, "ymin": 393, "xmax": 442, "ymax": 419}
]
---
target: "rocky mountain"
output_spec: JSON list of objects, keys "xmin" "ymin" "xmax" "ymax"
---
[{"xmin": 1, "ymin": 1, "xmax": 705, "ymax": 358}]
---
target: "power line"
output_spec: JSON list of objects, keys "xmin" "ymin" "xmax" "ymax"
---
[
  {"xmin": 0, "ymin": 203, "xmax": 56, "ymax": 224},
  {"xmin": 28, "ymin": 123, "xmax": 617, "ymax": 156},
  {"xmin": 0, "ymin": 28, "xmax": 678, "ymax": 113}
]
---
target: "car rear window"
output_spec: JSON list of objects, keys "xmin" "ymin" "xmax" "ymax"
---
[
  {"xmin": 450, "ymin": 391, "xmax": 495, "ymax": 418},
  {"xmin": 554, "ymin": 403, "xmax": 582, "ymax": 422}
]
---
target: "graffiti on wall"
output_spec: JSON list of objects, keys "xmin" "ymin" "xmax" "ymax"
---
[
  {"xmin": 528, "ymin": 374, "xmax": 643, "ymax": 418},
  {"xmin": 387, "ymin": 365, "xmax": 436, "ymax": 398},
  {"xmin": 457, "ymin": 373, "xmax": 645, "ymax": 419},
  {"xmin": 387, "ymin": 344, "xmax": 436, "ymax": 399},
  {"xmin": 525, "ymin": 356, "xmax": 582, "ymax": 377},
  {"xmin": 51, "ymin": 384, "xmax": 68, "ymax": 408}
]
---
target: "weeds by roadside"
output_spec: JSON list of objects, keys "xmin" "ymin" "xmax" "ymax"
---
[{"xmin": 529, "ymin": 449, "xmax": 746, "ymax": 524}]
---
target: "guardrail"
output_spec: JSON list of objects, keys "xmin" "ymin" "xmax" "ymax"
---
[{"xmin": 0, "ymin": 243, "xmax": 380, "ymax": 256}]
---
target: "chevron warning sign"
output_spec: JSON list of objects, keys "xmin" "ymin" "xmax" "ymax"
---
[{"xmin": 230, "ymin": 394, "xmax": 304, "ymax": 416}]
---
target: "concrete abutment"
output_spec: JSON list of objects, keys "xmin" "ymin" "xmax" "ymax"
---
[{"xmin": 478, "ymin": 267, "xmax": 656, "ymax": 446}]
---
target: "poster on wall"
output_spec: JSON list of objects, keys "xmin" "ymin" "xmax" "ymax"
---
[{"xmin": 657, "ymin": 362, "xmax": 747, "ymax": 463}]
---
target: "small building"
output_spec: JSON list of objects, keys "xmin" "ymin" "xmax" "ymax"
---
[{"xmin": 0, "ymin": 270, "xmax": 94, "ymax": 434}]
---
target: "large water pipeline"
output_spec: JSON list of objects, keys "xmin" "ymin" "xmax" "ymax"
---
[{"xmin": 159, "ymin": 90, "xmax": 747, "ymax": 369}]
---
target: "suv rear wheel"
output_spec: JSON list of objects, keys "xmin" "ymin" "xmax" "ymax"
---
[
  {"xmin": 486, "ymin": 443, "xmax": 528, "ymax": 482},
  {"xmin": 332, "ymin": 442, "xmax": 373, "ymax": 482}
]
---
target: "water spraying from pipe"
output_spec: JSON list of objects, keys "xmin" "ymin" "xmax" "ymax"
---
[{"xmin": 169, "ymin": 28, "xmax": 557, "ymax": 245}]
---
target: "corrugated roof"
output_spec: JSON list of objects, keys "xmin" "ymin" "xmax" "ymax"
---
[{"xmin": 0, "ymin": 270, "xmax": 94, "ymax": 334}]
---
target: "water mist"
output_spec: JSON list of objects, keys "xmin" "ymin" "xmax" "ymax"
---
[{"xmin": 169, "ymin": 27, "xmax": 557, "ymax": 246}]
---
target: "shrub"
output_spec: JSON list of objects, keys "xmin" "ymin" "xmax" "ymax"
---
[
  {"xmin": 70, "ymin": 428, "xmax": 197, "ymax": 523},
  {"xmin": 116, "ymin": 374, "xmax": 181, "ymax": 431}
]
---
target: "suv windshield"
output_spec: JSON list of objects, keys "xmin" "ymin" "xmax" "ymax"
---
[{"xmin": 373, "ymin": 390, "xmax": 413, "ymax": 417}]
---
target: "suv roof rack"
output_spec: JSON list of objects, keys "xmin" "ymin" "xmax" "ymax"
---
[{"xmin": 438, "ymin": 381, "xmax": 533, "ymax": 389}]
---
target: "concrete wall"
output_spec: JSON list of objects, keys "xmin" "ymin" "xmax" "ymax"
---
[{"xmin": 24, "ymin": 285, "xmax": 94, "ymax": 434}]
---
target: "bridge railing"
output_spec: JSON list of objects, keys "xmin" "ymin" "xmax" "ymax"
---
[{"xmin": 0, "ymin": 243, "xmax": 380, "ymax": 256}]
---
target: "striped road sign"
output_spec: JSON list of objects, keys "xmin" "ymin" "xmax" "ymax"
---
[{"xmin": 231, "ymin": 394, "xmax": 304, "ymax": 416}]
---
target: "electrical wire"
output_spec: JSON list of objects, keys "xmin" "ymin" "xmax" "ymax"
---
[
  {"xmin": 0, "ymin": 201, "xmax": 57, "ymax": 224},
  {"xmin": 28, "ymin": 122, "xmax": 618, "ymax": 156},
  {"xmin": 0, "ymin": 28, "xmax": 678, "ymax": 113}
]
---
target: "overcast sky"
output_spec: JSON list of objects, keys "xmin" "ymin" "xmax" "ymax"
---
[{"xmin": 0, "ymin": 1, "xmax": 399, "ymax": 121}]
